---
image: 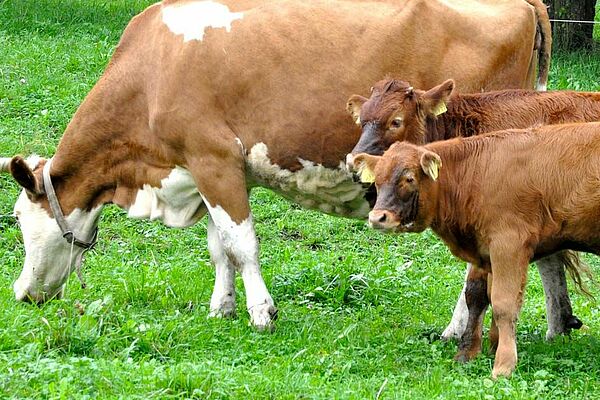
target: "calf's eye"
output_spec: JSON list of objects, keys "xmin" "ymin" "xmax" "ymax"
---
[{"xmin": 390, "ymin": 118, "xmax": 403, "ymax": 129}]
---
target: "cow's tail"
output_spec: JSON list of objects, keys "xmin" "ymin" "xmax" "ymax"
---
[
  {"xmin": 558, "ymin": 250, "xmax": 596, "ymax": 299},
  {"xmin": 525, "ymin": 0, "xmax": 552, "ymax": 91}
]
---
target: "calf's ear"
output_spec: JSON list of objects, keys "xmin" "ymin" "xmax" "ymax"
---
[
  {"xmin": 353, "ymin": 153, "xmax": 381, "ymax": 184},
  {"xmin": 421, "ymin": 79, "xmax": 455, "ymax": 116},
  {"xmin": 346, "ymin": 95, "xmax": 368, "ymax": 125},
  {"xmin": 10, "ymin": 156, "xmax": 43, "ymax": 195},
  {"xmin": 420, "ymin": 150, "xmax": 442, "ymax": 181}
]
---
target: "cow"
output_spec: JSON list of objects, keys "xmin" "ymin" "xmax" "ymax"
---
[
  {"xmin": 1, "ymin": 0, "xmax": 552, "ymax": 332},
  {"xmin": 345, "ymin": 78, "xmax": 600, "ymax": 340},
  {"xmin": 354, "ymin": 122, "xmax": 600, "ymax": 377}
]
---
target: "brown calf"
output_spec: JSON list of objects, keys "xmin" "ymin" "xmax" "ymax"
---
[
  {"xmin": 355, "ymin": 122, "xmax": 600, "ymax": 377},
  {"xmin": 346, "ymin": 79, "xmax": 600, "ymax": 156}
]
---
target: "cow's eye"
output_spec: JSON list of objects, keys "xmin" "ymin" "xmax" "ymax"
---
[{"xmin": 390, "ymin": 118, "xmax": 403, "ymax": 129}]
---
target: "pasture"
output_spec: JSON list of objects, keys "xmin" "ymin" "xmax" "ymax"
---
[{"xmin": 1, "ymin": 1, "xmax": 600, "ymax": 398}]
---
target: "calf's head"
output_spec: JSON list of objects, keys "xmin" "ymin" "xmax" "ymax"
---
[
  {"xmin": 345, "ymin": 79, "xmax": 454, "ymax": 169},
  {"xmin": 353, "ymin": 142, "xmax": 442, "ymax": 233},
  {"xmin": 2, "ymin": 156, "xmax": 101, "ymax": 303}
]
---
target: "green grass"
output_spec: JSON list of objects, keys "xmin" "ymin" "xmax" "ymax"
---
[{"xmin": 2, "ymin": 1, "xmax": 600, "ymax": 398}]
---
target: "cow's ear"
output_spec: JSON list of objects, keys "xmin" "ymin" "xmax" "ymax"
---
[
  {"xmin": 421, "ymin": 79, "xmax": 455, "ymax": 116},
  {"xmin": 10, "ymin": 156, "xmax": 43, "ymax": 195},
  {"xmin": 420, "ymin": 150, "xmax": 442, "ymax": 181},
  {"xmin": 346, "ymin": 95, "xmax": 368, "ymax": 125},
  {"xmin": 353, "ymin": 153, "xmax": 381, "ymax": 183}
]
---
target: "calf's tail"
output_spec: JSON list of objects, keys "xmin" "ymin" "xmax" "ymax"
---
[
  {"xmin": 558, "ymin": 250, "xmax": 596, "ymax": 299},
  {"xmin": 524, "ymin": 0, "xmax": 552, "ymax": 91}
]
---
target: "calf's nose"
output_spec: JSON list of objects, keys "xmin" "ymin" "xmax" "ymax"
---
[{"xmin": 368, "ymin": 209, "xmax": 396, "ymax": 229}]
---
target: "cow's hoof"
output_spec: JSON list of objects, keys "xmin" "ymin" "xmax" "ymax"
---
[
  {"xmin": 208, "ymin": 307, "xmax": 237, "ymax": 319},
  {"xmin": 248, "ymin": 301, "xmax": 278, "ymax": 332},
  {"xmin": 209, "ymin": 295, "xmax": 237, "ymax": 318},
  {"xmin": 491, "ymin": 365, "xmax": 514, "ymax": 380}
]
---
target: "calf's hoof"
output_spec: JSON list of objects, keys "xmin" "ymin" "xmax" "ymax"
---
[
  {"xmin": 492, "ymin": 364, "xmax": 515, "ymax": 379},
  {"xmin": 567, "ymin": 316, "xmax": 583, "ymax": 330},
  {"xmin": 248, "ymin": 301, "xmax": 278, "ymax": 332}
]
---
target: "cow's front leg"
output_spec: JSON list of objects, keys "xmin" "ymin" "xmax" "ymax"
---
[
  {"xmin": 454, "ymin": 265, "xmax": 489, "ymax": 362},
  {"xmin": 207, "ymin": 216, "xmax": 237, "ymax": 318},
  {"xmin": 441, "ymin": 264, "xmax": 472, "ymax": 340},
  {"xmin": 189, "ymin": 140, "xmax": 276, "ymax": 331},
  {"xmin": 489, "ymin": 242, "xmax": 529, "ymax": 379},
  {"xmin": 536, "ymin": 252, "xmax": 583, "ymax": 340}
]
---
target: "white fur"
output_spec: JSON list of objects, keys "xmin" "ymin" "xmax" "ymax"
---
[
  {"xmin": 162, "ymin": 1, "xmax": 243, "ymax": 42},
  {"xmin": 441, "ymin": 265, "xmax": 471, "ymax": 340},
  {"xmin": 207, "ymin": 216, "xmax": 237, "ymax": 317},
  {"xmin": 127, "ymin": 167, "xmax": 206, "ymax": 228},
  {"xmin": 246, "ymin": 143, "xmax": 370, "ymax": 218},
  {"xmin": 537, "ymin": 82, "xmax": 547, "ymax": 92},
  {"xmin": 0, "ymin": 158, "xmax": 11, "ymax": 172},
  {"xmin": 202, "ymin": 196, "xmax": 275, "ymax": 330},
  {"xmin": 13, "ymin": 191, "xmax": 102, "ymax": 302}
]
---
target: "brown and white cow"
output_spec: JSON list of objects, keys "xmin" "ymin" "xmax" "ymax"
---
[
  {"xmin": 345, "ymin": 78, "xmax": 600, "ymax": 340},
  {"xmin": 1, "ymin": 0, "xmax": 552, "ymax": 331},
  {"xmin": 355, "ymin": 122, "xmax": 600, "ymax": 377}
]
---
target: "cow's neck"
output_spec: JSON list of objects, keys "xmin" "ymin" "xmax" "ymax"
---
[{"xmin": 47, "ymin": 84, "xmax": 177, "ymax": 217}]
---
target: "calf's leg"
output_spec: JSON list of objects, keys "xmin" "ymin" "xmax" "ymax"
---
[
  {"xmin": 441, "ymin": 265, "xmax": 471, "ymax": 340},
  {"xmin": 490, "ymin": 245, "xmax": 529, "ymax": 379},
  {"xmin": 455, "ymin": 265, "xmax": 489, "ymax": 362},
  {"xmin": 536, "ymin": 252, "xmax": 582, "ymax": 340}
]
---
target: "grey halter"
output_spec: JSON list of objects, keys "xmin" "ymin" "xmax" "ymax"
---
[{"xmin": 42, "ymin": 158, "xmax": 98, "ymax": 288}]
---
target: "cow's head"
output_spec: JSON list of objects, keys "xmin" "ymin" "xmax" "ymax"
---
[
  {"xmin": 2, "ymin": 156, "xmax": 101, "ymax": 303},
  {"xmin": 345, "ymin": 79, "xmax": 454, "ymax": 170},
  {"xmin": 353, "ymin": 142, "xmax": 442, "ymax": 233}
]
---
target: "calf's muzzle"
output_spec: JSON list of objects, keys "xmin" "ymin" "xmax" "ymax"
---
[{"xmin": 368, "ymin": 209, "xmax": 400, "ymax": 231}]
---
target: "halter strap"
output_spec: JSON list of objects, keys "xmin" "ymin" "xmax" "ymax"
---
[
  {"xmin": 42, "ymin": 159, "xmax": 98, "ymax": 250},
  {"xmin": 42, "ymin": 159, "xmax": 98, "ymax": 289}
]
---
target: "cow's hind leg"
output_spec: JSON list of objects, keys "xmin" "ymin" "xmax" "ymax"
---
[
  {"xmin": 454, "ymin": 265, "xmax": 489, "ymax": 362},
  {"xmin": 536, "ymin": 252, "xmax": 583, "ymax": 340},
  {"xmin": 207, "ymin": 216, "xmax": 237, "ymax": 318}
]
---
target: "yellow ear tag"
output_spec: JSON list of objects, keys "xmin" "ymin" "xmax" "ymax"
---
[
  {"xmin": 432, "ymin": 101, "xmax": 447, "ymax": 116},
  {"xmin": 427, "ymin": 163, "xmax": 439, "ymax": 181},
  {"xmin": 358, "ymin": 164, "xmax": 376, "ymax": 183}
]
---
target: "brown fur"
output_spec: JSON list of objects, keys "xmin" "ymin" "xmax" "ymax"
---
[
  {"xmin": 8, "ymin": 0, "xmax": 549, "ymax": 225},
  {"xmin": 349, "ymin": 79, "xmax": 600, "ymax": 153},
  {"xmin": 363, "ymin": 122, "xmax": 600, "ymax": 377}
]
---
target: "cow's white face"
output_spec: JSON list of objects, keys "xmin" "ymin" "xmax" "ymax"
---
[{"xmin": 13, "ymin": 190, "xmax": 102, "ymax": 303}]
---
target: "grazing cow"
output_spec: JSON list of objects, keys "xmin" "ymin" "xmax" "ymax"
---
[
  {"xmin": 345, "ymin": 79, "xmax": 600, "ymax": 341},
  {"xmin": 1, "ymin": 0, "xmax": 551, "ymax": 331},
  {"xmin": 355, "ymin": 123, "xmax": 600, "ymax": 377}
]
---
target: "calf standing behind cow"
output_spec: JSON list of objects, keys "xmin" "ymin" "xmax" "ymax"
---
[
  {"xmin": 346, "ymin": 79, "xmax": 600, "ymax": 340},
  {"xmin": 354, "ymin": 123, "xmax": 600, "ymax": 378}
]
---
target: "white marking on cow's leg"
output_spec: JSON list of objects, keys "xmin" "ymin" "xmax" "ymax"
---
[
  {"xmin": 536, "ymin": 254, "xmax": 575, "ymax": 340},
  {"xmin": 202, "ymin": 197, "xmax": 276, "ymax": 331},
  {"xmin": 536, "ymin": 82, "xmax": 547, "ymax": 92},
  {"xmin": 207, "ymin": 216, "xmax": 237, "ymax": 318},
  {"xmin": 161, "ymin": 1, "xmax": 243, "ymax": 43},
  {"xmin": 441, "ymin": 264, "xmax": 471, "ymax": 340}
]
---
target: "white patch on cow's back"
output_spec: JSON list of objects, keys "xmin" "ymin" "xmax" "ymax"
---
[
  {"xmin": 13, "ymin": 191, "xmax": 102, "ymax": 302},
  {"xmin": 127, "ymin": 166, "xmax": 206, "ymax": 228},
  {"xmin": 162, "ymin": 1, "xmax": 243, "ymax": 42},
  {"xmin": 245, "ymin": 143, "xmax": 370, "ymax": 218}
]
